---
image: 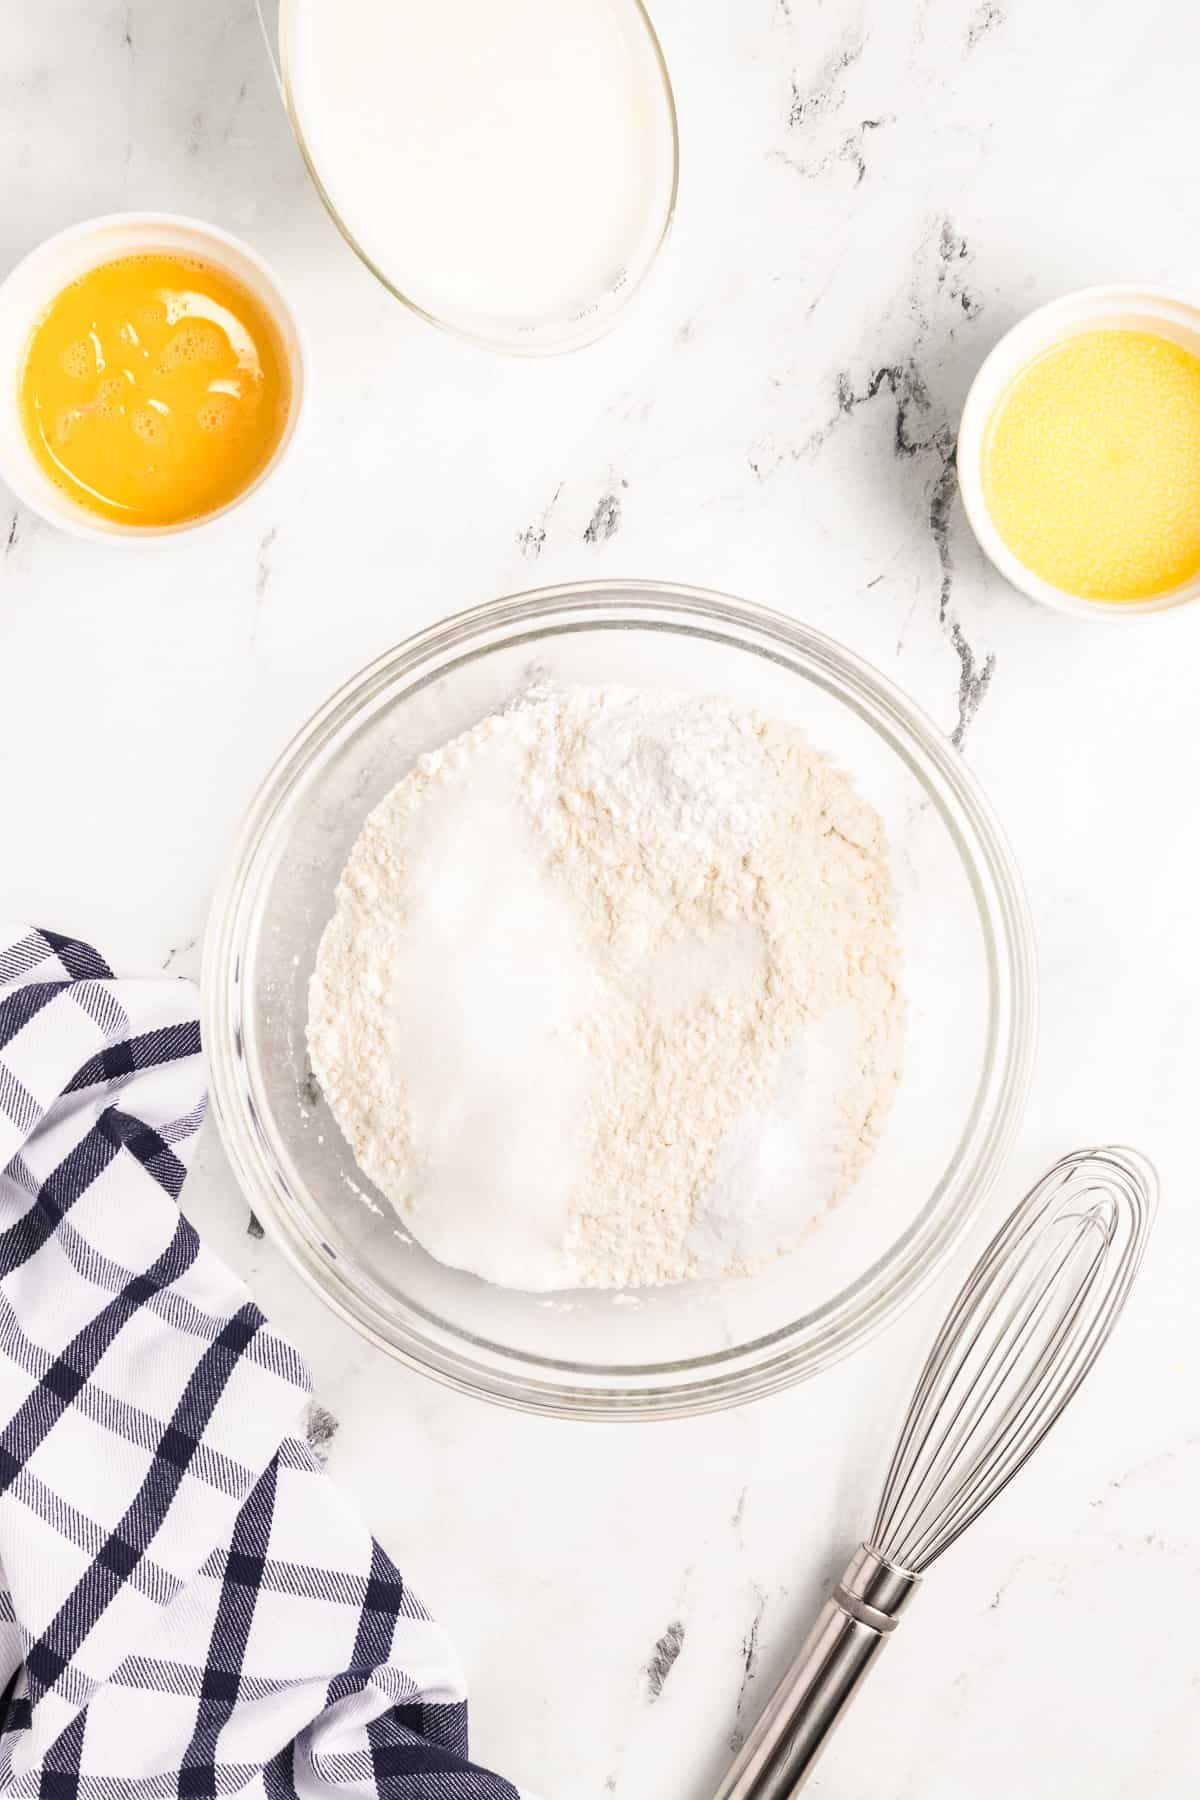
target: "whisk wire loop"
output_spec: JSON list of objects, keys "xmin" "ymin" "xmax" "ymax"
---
[
  {"xmin": 897, "ymin": 1209, "xmax": 1110, "ymax": 1568},
  {"xmin": 870, "ymin": 1147, "xmax": 1156, "ymax": 1574},
  {"xmin": 712, "ymin": 1147, "xmax": 1157, "ymax": 1800}
]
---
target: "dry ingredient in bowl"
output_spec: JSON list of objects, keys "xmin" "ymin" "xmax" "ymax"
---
[{"xmin": 307, "ymin": 687, "xmax": 905, "ymax": 1292}]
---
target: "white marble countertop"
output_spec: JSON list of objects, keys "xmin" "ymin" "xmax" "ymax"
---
[{"xmin": 3, "ymin": 2, "xmax": 1199, "ymax": 1794}]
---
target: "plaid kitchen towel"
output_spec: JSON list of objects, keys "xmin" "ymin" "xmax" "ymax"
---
[{"xmin": 0, "ymin": 923, "xmax": 523, "ymax": 1799}]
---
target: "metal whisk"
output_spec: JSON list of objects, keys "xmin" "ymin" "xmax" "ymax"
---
[{"xmin": 714, "ymin": 1146, "xmax": 1158, "ymax": 1799}]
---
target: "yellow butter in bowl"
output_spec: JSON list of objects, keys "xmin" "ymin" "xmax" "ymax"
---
[
  {"xmin": 981, "ymin": 328, "xmax": 1200, "ymax": 604},
  {"xmin": 18, "ymin": 252, "xmax": 291, "ymax": 528}
]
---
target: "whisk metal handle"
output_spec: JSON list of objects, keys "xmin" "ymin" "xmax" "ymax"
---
[{"xmin": 713, "ymin": 1546, "xmax": 919, "ymax": 1799}]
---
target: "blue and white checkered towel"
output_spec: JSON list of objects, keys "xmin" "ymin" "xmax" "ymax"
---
[{"xmin": 0, "ymin": 923, "xmax": 523, "ymax": 1799}]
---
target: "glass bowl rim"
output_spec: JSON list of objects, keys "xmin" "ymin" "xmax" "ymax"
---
[
  {"xmin": 202, "ymin": 580, "xmax": 1038, "ymax": 1419},
  {"xmin": 268, "ymin": 0, "xmax": 681, "ymax": 357}
]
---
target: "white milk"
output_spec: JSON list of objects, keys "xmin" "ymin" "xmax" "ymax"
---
[{"xmin": 283, "ymin": 0, "xmax": 675, "ymax": 344}]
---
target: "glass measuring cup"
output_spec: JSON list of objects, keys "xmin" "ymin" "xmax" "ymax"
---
[{"xmin": 256, "ymin": 0, "xmax": 679, "ymax": 354}]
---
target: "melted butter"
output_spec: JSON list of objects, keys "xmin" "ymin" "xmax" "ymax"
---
[{"xmin": 981, "ymin": 327, "xmax": 1200, "ymax": 602}]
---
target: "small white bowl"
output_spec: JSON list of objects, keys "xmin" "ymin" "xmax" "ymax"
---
[
  {"xmin": 958, "ymin": 284, "xmax": 1200, "ymax": 618},
  {"xmin": 0, "ymin": 212, "xmax": 307, "ymax": 544}
]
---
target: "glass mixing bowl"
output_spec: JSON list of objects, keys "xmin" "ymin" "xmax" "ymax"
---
[{"xmin": 202, "ymin": 583, "xmax": 1036, "ymax": 1418}]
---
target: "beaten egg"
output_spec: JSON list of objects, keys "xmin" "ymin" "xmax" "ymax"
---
[{"xmin": 18, "ymin": 252, "xmax": 290, "ymax": 527}]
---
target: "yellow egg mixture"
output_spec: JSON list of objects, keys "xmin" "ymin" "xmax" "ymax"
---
[
  {"xmin": 19, "ymin": 253, "xmax": 289, "ymax": 525},
  {"xmin": 982, "ymin": 328, "xmax": 1200, "ymax": 602}
]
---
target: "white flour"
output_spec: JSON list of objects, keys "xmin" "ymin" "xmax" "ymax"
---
[{"xmin": 307, "ymin": 687, "xmax": 905, "ymax": 1291}]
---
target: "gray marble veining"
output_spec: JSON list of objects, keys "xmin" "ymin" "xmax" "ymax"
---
[{"xmin": 2, "ymin": 2, "xmax": 1199, "ymax": 1795}]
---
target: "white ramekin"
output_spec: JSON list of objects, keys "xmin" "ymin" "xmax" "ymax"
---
[
  {"xmin": 958, "ymin": 284, "xmax": 1200, "ymax": 618},
  {"xmin": 0, "ymin": 212, "xmax": 307, "ymax": 544}
]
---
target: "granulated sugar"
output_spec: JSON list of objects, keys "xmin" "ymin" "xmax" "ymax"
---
[{"xmin": 307, "ymin": 686, "xmax": 905, "ymax": 1291}]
